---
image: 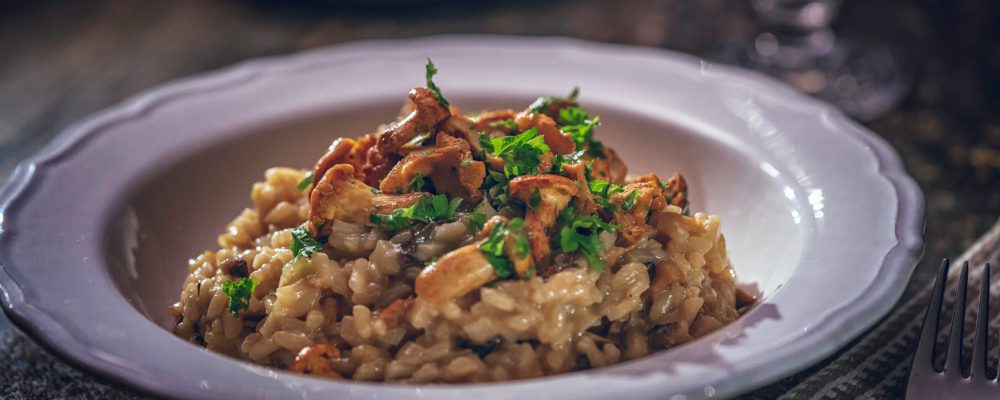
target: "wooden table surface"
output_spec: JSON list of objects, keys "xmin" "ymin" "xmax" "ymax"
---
[{"xmin": 1, "ymin": 0, "xmax": 997, "ymax": 398}]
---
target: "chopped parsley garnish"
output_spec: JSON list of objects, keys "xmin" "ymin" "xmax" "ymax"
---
[
  {"xmin": 479, "ymin": 218, "xmax": 529, "ymax": 279},
  {"xmin": 369, "ymin": 194, "xmax": 462, "ymax": 232},
  {"xmin": 291, "ymin": 227, "xmax": 324, "ymax": 259},
  {"xmin": 558, "ymin": 106, "xmax": 604, "ymax": 157},
  {"xmin": 623, "ymin": 189, "xmax": 641, "ymax": 211},
  {"xmin": 481, "ymin": 127, "xmax": 550, "ymax": 178},
  {"xmin": 407, "ymin": 173, "xmax": 426, "ymax": 192},
  {"xmin": 488, "ymin": 119, "xmax": 518, "ymax": 132},
  {"xmin": 425, "ymin": 58, "xmax": 449, "ymax": 109},
  {"xmin": 483, "ymin": 169, "xmax": 510, "ymax": 210},
  {"xmin": 550, "ymin": 150, "xmax": 586, "ymax": 174},
  {"xmin": 467, "ymin": 210, "xmax": 487, "ymax": 233},
  {"xmin": 528, "ymin": 188, "xmax": 542, "ymax": 210},
  {"xmin": 589, "ymin": 179, "xmax": 625, "ymax": 212},
  {"xmin": 528, "ymin": 87, "xmax": 580, "ymax": 114},
  {"xmin": 297, "ymin": 172, "xmax": 313, "ymax": 192},
  {"xmin": 222, "ymin": 278, "xmax": 259, "ymax": 317},
  {"xmin": 556, "ymin": 207, "xmax": 618, "ymax": 271}
]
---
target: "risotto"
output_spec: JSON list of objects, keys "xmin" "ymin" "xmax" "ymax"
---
[{"xmin": 171, "ymin": 60, "xmax": 753, "ymax": 382}]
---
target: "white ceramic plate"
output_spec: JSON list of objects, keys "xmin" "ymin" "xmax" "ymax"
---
[{"xmin": 0, "ymin": 36, "xmax": 923, "ymax": 399}]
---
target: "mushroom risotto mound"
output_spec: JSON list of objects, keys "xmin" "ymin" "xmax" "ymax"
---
[{"xmin": 171, "ymin": 60, "xmax": 754, "ymax": 382}]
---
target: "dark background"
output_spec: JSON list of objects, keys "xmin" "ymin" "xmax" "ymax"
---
[{"xmin": 0, "ymin": 0, "xmax": 997, "ymax": 398}]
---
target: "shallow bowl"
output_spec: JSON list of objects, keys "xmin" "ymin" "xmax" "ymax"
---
[{"xmin": 0, "ymin": 36, "xmax": 923, "ymax": 399}]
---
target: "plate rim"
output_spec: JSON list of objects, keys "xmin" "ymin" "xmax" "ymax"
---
[{"xmin": 0, "ymin": 34, "xmax": 925, "ymax": 399}]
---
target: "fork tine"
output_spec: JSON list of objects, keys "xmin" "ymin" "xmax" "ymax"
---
[
  {"xmin": 971, "ymin": 263, "xmax": 991, "ymax": 379},
  {"xmin": 945, "ymin": 261, "xmax": 969, "ymax": 375},
  {"xmin": 915, "ymin": 259, "xmax": 950, "ymax": 370}
]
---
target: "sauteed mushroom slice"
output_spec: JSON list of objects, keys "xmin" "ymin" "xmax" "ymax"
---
[
  {"xmin": 378, "ymin": 134, "xmax": 486, "ymax": 200},
  {"xmin": 376, "ymin": 87, "xmax": 450, "ymax": 155},
  {"xmin": 611, "ymin": 174, "xmax": 669, "ymax": 245},
  {"xmin": 562, "ymin": 162, "xmax": 600, "ymax": 215},
  {"xmin": 290, "ymin": 344, "xmax": 344, "ymax": 379},
  {"xmin": 415, "ymin": 243, "xmax": 496, "ymax": 303},
  {"xmin": 508, "ymin": 174, "xmax": 579, "ymax": 262},
  {"xmin": 309, "ymin": 164, "xmax": 423, "ymax": 227},
  {"xmin": 514, "ymin": 111, "xmax": 576, "ymax": 155}
]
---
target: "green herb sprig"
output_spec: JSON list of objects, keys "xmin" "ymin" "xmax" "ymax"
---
[
  {"xmin": 425, "ymin": 59, "xmax": 449, "ymax": 109},
  {"xmin": 222, "ymin": 278, "xmax": 259, "ymax": 317},
  {"xmin": 480, "ymin": 127, "xmax": 550, "ymax": 178},
  {"xmin": 556, "ymin": 207, "xmax": 618, "ymax": 271},
  {"xmin": 291, "ymin": 227, "xmax": 324, "ymax": 259},
  {"xmin": 478, "ymin": 218, "xmax": 530, "ymax": 279},
  {"xmin": 528, "ymin": 87, "xmax": 579, "ymax": 114},
  {"xmin": 370, "ymin": 194, "xmax": 462, "ymax": 232},
  {"xmin": 557, "ymin": 106, "xmax": 605, "ymax": 157},
  {"xmin": 588, "ymin": 179, "xmax": 625, "ymax": 212},
  {"xmin": 297, "ymin": 172, "xmax": 313, "ymax": 192}
]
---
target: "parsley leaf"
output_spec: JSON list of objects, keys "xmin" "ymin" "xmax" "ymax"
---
[
  {"xmin": 558, "ymin": 107, "xmax": 605, "ymax": 157},
  {"xmin": 407, "ymin": 173, "xmax": 426, "ymax": 192},
  {"xmin": 425, "ymin": 58, "xmax": 449, "ymax": 109},
  {"xmin": 589, "ymin": 179, "xmax": 624, "ymax": 212},
  {"xmin": 482, "ymin": 169, "xmax": 510, "ymax": 211},
  {"xmin": 478, "ymin": 218, "xmax": 529, "ymax": 279},
  {"xmin": 488, "ymin": 119, "xmax": 518, "ymax": 132},
  {"xmin": 528, "ymin": 87, "xmax": 580, "ymax": 114},
  {"xmin": 222, "ymin": 278, "xmax": 259, "ymax": 317},
  {"xmin": 467, "ymin": 211, "xmax": 487, "ymax": 232},
  {"xmin": 623, "ymin": 189, "xmax": 641, "ymax": 211},
  {"xmin": 528, "ymin": 188, "xmax": 542, "ymax": 210},
  {"xmin": 291, "ymin": 227, "xmax": 324, "ymax": 259},
  {"xmin": 369, "ymin": 194, "xmax": 463, "ymax": 232},
  {"xmin": 550, "ymin": 150, "xmax": 586, "ymax": 173},
  {"xmin": 297, "ymin": 172, "xmax": 313, "ymax": 192},
  {"xmin": 482, "ymin": 127, "xmax": 550, "ymax": 178},
  {"xmin": 556, "ymin": 207, "xmax": 618, "ymax": 271}
]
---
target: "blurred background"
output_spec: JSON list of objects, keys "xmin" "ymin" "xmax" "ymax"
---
[{"xmin": 0, "ymin": 0, "xmax": 997, "ymax": 398}]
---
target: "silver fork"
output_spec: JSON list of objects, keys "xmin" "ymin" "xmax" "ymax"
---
[{"xmin": 907, "ymin": 259, "xmax": 998, "ymax": 399}]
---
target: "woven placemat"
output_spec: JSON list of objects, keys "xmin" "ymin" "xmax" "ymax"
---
[{"xmin": 2, "ymin": 219, "xmax": 998, "ymax": 400}]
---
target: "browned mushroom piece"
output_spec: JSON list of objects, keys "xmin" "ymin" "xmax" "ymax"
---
[
  {"xmin": 376, "ymin": 87, "xmax": 451, "ymax": 156},
  {"xmin": 438, "ymin": 109, "xmax": 521, "ymax": 160},
  {"xmin": 377, "ymin": 298, "xmax": 415, "ymax": 329},
  {"xmin": 611, "ymin": 174, "xmax": 669, "ymax": 245},
  {"xmin": 530, "ymin": 97, "xmax": 577, "ymax": 121},
  {"xmin": 473, "ymin": 109, "xmax": 518, "ymax": 133},
  {"xmin": 514, "ymin": 111, "xmax": 576, "ymax": 155},
  {"xmin": 603, "ymin": 146, "xmax": 628, "ymax": 184},
  {"xmin": 310, "ymin": 135, "xmax": 377, "ymax": 191},
  {"xmin": 360, "ymin": 144, "xmax": 400, "ymax": 188},
  {"xmin": 562, "ymin": 161, "xmax": 600, "ymax": 215},
  {"xmin": 309, "ymin": 164, "xmax": 424, "ymax": 227},
  {"xmin": 377, "ymin": 134, "xmax": 487, "ymax": 200},
  {"xmin": 415, "ymin": 243, "xmax": 497, "ymax": 303},
  {"xmin": 663, "ymin": 172, "xmax": 688, "ymax": 210},
  {"xmin": 508, "ymin": 174, "xmax": 580, "ymax": 265},
  {"xmin": 290, "ymin": 344, "xmax": 344, "ymax": 379}
]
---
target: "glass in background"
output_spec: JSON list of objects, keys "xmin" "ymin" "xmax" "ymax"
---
[{"xmin": 720, "ymin": 0, "xmax": 910, "ymax": 120}]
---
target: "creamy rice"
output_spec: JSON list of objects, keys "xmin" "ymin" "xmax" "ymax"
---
[{"xmin": 171, "ymin": 64, "xmax": 748, "ymax": 382}]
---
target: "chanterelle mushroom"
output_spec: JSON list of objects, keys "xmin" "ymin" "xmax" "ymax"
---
[
  {"xmin": 562, "ymin": 161, "xmax": 600, "ymax": 215},
  {"xmin": 415, "ymin": 242, "xmax": 496, "ymax": 303},
  {"xmin": 378, "ymin": 133, "xmax": 486, "ymax": 200},
  {"xmin": 508, "ymin": 174, "xmax": 579, "ymax": 263},
  {"xmin": 376, "ymin": 87, "xmax": 450, "ymax": 156},
  {"xmin": 611, "ymin": 174, "xmax": 669, "ymax": 244},
  {"xmin": 309, "ymin": 164, "xmax": 423, "ymax": 227},
  {"xmin": 311, "ymin": 136, "xmax": 375, "ymax": 188},
  {"xmin": 438, "ymin": 109, "xmax": 518, "ymax": 157},
  {"xmin": 663, "ymin": 172, "xmax": 688, "ymax": 210},
  {"xmin": 515, "ymin": 111, "xmax": 576, "ymax": 155}
]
